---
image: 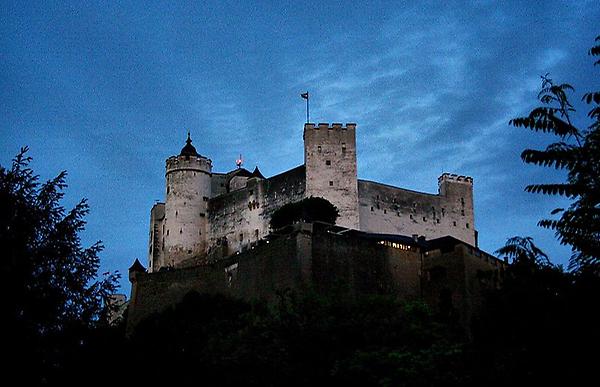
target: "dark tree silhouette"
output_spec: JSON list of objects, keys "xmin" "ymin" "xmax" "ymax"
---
[
  {"xmin": 0, "ymin": 147, "xmax": 120, "ymax": 384},
  {"xmin": 495, "ymin": 236, "xmax": 551, "ymax": 266},
  {"xmin": 473, "ymin": 236, "xmax": 600, "ymax": 386},
  {"xmin": 270, "ymin": 196, "xmax": 339, "ymax": 230},
  {"xmin": 509, "ymin": 35, "xmax": 600, "ymax": 272}
]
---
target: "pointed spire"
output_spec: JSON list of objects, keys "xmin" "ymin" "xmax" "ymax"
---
[
  {"xmin": 180, "ymin": 130, "xmax": 199, "ymax": 157},
  {"xmin": 251, "ymin": 166, "xmax": 265, "ymax": 179},
  {"xmin": 128, "ymin": 258, "xmax": 146, "ymax": 273}
]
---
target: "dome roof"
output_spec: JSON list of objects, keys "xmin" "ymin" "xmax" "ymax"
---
[{"xmin": 180, "ymin": 132, "xmax": 199, "ymax": 157}]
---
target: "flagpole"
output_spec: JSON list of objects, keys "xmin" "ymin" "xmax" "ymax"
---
[
  {"xmin": 301, "ymin": 91, "xmax": 310, "ymax": 123},
  {"xmin": 306, "ymin": 93, "xmax": 309, "ymax": 124}
]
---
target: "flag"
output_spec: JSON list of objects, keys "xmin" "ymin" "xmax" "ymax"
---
[{"xmin": 300, "ymin": 92, "xmax": 309, "ymax": 100}]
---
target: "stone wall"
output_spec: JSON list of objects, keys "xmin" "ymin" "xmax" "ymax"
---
[
  {"xmin": 207, "ymin": 166, "xmax": 306, "ymax": 257},
  {"xmin": 128, "ymin": 223, "xmax": 505, "ymax": 335},
  {"xmin": 358, "ymin": 173, "xmax": 477, "ymax": 246},
  {"xmin": 304, "ymin": 123, "xmax": 359, "ymax": 229},
  {"xmin": 422, "ymin": 237, "xmax": 504, "ymax": 331}
]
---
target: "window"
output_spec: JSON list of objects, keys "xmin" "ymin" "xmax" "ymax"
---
[
  {"xmin": 437, "ymin": 219, "xmax": 440, "ymax": 224},
  {"xmin": 453, "ymin": 221, "xmax": 457, "ymax": 226},
  {"xmin": 371, "ymin": 206, "xmax": 374, "ymax": 212},
  {"xmin": 317, "ymin": 145, "xmax": 322, "ymax": 153},
  {"xmin": 200, "ymin": 212, "xmax": 206, "ymax": 217},
  {"xmin": 461, "ymin": 209, "xmax": 465, "ymax": 216},
  {"xmin": 203, "ymin": 196, "xmax": 209, "ymax": 202},
  {"xmin": 466, "ymin": 223, "xmax": 470, "ymax": 229},
  {"xmin": 179, "ymin": 228, "xmax": 182, "ymax": 234},
  {"xmin": 175, "ymin": 211, "xmax": 178, "ymax": 217},
  {"xmin": 329, "ymin": 181, "xmax": 333, "ymax": 186},
  {"xmin": 423, "ymin": 217, "xmax": 427, "ymax": 222},
  {"xmin": 326, "ymin": 160, "xmax": 331, "ymax": 166},
  {"xmin": 410, "ymin": 214, "xmax": 413, "ymax": 219},
  {"xmin": 342, "ymin": 143, "xmax": 346, "ymax": 154},
  {"xmin": 384, "ymin": 209, "xmax": 387, "ymax": 214},
  {"xmin": 239, "ymin": 233, "xmax": 243, "ymax": 241},
  {"xmin": 167, "ymin": 229, "xmax": 169, "ymax": 236}
]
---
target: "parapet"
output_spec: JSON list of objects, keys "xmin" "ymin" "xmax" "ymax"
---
[
  {"xmin": 438, "ymin": 173, "xmax": 473, "ymax": 185},
  {"xmin": 304, "ymin": 122, "xmax": 357, "ymax": 131},
  {"xmin": 166, "ymin": 154, "xmax": 212, "ymax": 174}
]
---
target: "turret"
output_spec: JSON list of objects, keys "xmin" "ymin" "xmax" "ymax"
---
[
  {"xmin": 162, "ymin": 133, "xmax": 212, "ymax": 267},
  {"xmin": 304, "ymin": 123, "xmax": 359, "ymax": 229}
]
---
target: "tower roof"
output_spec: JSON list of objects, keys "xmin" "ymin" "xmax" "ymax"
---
[
  {"xmin": 128, "ymin": 258, "xmax": 146, "ymax": 273},
  {"xmin": 180, "ymin": 132, "xmax": 199, "ymax": 157},
  {"xmin": 251, "ymin": 166, "xmax": 265, "ymax": 179}
]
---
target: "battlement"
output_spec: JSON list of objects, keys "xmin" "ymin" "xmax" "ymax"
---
[
  {"xmin": 166, "ymin": 154, "xmax": 212, "ymax": 174},
  {"xmin": 304, "ymin": 122, "xmax": 357, "ymax": 131},
  {"xmin": 438, "ymin": 173, "xmax": 473, "ymax": 185}
]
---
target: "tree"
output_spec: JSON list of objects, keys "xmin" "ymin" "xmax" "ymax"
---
[
  {"xmin": 0, "ymin": 147, "xmax": 120, "ymax": 383},
  {"xmin": 509, "ymin": 35, "xmax": 600, "ymax": 272},
  {"xmin": 270, "ymin": 196, "xmax": 339, "ymax": 230}
]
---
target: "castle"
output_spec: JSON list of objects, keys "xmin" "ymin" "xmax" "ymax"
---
[
  {"xmin": 147, "ymin": 123, "xmax": 477, "ymax": 271},
  {"xmin": 127, "ymin": 122, "xmax": 501, "ymax": 334}
]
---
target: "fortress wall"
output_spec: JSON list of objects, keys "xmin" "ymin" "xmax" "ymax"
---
[
  {"xmin": 128, "ymin": 223, "xmax": 424, "ymax": 334},
  {"xmin": 207, "ymin": 166, "xmax": 306, "ymax": 257},
  {"xmin": 210, "ymin": 173, "xmax": 229, "ymax": 197},
  {"xmin": 127, "ymin": 232, "xmax": 308, "ymax": 334},
  {"xmin": 310, "ymin": 225, "xmax": 422, "ymax": 299},
  {"xmin": 358, "ymin": 178, "xmax": 476, "ymax": 246},
  {"xmin": 129, "ymin": 223, "xmax": 505, "ymax": 335},
  {"xmin": 422, "ymin": 242, "xmax": 505, "ymax": 331}
]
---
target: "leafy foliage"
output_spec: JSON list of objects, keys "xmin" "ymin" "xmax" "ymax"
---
[
  {"xmin": 128, "ymin": 291, "xmax": 468, "ymax": 386},
  {"xmin": 476, "ymin": 236, "xmax": 600, "ymax": 386},
  {"xmin": 0, "ymin": 147, "xmax": 120, "ymax": 384},
  {"xmin": 509, "ymin": 35, "xmax": 600, "ymax": 272},
  {"xmin": 495, "ymin": 236, "xmax": 551, "ymax": 266},
  {"xmin": 270, "ymin": 196, "xmax": 339, "ymax": 230}
]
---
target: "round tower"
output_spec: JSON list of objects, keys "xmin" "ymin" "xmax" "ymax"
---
[{"xmin": 163, "ymin": 132, "xmax": 212, "ymax": 267}]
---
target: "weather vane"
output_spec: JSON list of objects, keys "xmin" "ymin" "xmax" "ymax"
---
[{"xmin": 235, "ymin": 154, "xmax": 243, "ymax": 169}]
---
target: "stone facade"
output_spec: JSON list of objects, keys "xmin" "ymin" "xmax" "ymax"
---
[
  {"xmin": 358, "ymin": 173, "xmax": 476, "ymax": 246},
  {"xmin": 129, "ymin": 223, "xmax": 504, "ymax": 335},
  {"xmin": 148, "ymin": 122, "xmax": 477, "ymax": 271}
]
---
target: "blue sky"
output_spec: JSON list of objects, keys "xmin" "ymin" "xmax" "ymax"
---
[{"xmin": 1, "ymin": 1, "xmax": 599, "ymax": 293}]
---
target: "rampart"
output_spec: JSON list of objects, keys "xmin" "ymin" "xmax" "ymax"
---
[
  {"xmin": 358, "ymin": 174, "xmax": 477, "ymax": 246},
  {"xmin": 128, "ymin": 223, "xmax": 504, "ymax": 335}
]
